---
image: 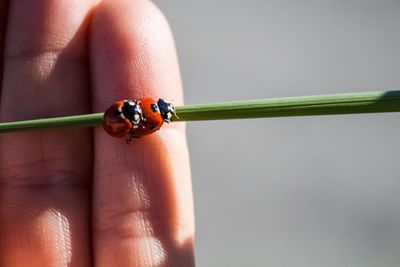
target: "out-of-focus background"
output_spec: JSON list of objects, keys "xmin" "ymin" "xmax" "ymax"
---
[{"xmin": 153, "ymin": 1, "xmax": 400, "ymax": 266}]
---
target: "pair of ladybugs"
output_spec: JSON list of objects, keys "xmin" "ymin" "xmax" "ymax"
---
[{"xmin": 103, "ymin": 98, "xmax": 175, "ymax": 143}]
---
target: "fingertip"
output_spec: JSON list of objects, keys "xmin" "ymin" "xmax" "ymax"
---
[{"xmin": 91, "ymin": 0, "xmax": 183, "ymax": 109}]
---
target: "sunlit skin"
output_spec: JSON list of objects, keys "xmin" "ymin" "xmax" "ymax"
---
[{"xmin": 0, "ymin": 0, "xmax": 195, "ymax": 266}]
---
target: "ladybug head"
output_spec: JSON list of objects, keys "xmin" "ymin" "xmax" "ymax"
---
[{"xmin": 157, "ymin": 98, "xmax": 175, "ymax": 123}]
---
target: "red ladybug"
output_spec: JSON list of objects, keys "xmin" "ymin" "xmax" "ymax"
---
[
  {"xmin": 130, "ymin": 98, "xmax": 163, "ymax": 138},
  {"xmin": 102, "ymin": 98, "xmax": 175, "ymax": 143}
]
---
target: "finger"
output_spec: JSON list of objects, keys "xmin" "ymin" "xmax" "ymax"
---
[
  {"xmin": 0, "ymin": 0, "xmax": 8, "ymax": 94},
  {"xmin": 91, "ymin": 0, "xmax": 195, "ymax": 266},
  {"xmin": 0, "ymin": 0, "xmax": 97, "ymax": 266}
]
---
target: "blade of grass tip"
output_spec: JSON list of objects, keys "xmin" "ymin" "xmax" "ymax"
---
[
  {"xmin": 172, "ymin": 90, "xmax": 400, "ymax": 121},
  {"xmin": 0, "ymin": 90, "xmax": 399, "ymax": 133}
]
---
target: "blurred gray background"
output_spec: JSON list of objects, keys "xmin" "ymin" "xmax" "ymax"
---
[{"xmin": 153, "ymin": 1, "xmax": 400, "ymax": 266}]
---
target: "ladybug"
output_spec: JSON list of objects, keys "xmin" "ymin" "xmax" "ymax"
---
[{"xmin": 102, "ymin": 98, "xmax": 175, "ymax": 143}]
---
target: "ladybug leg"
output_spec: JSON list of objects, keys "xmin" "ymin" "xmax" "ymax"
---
[
  {"xmin": 125, "ymin": 136, "xmax": 132, "ymax": 144},
  {"xmin": 127, "ymin": 130, "xmax": 141, "ymax": 142},
  {"xmin": 172, "ymin": 111, "xmax": 179, "ymax": 120}
]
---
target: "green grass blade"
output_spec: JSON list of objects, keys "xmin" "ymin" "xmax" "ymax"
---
[
  {"xmin": 0, "ymin": 113, "xmax": 104, "ymax": 133},
  {"xmin": 173, "ymin": 90, "xmax": 400, "ymax": 121},
  {"xmin": 0, "ymin": 90, "xmax": 399, "ymax": 133}
]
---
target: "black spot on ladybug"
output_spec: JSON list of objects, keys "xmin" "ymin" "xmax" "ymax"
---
[
  {"xmin": 150, "ymin": 125, "xmax": 156, "ymax": 131},
  {"xmin": 151, "ymin": 103, "xmax": 159, "ymax": 113}
]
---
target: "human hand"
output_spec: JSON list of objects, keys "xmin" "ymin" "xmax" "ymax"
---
[{"xmin": 0, "ymin": 0, "xmax": 194, "ymax": 266}]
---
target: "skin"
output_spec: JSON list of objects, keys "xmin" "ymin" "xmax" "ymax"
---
[{"xmin": 0, "ymin": 0, "xmax": 195, "ymax": 266}]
